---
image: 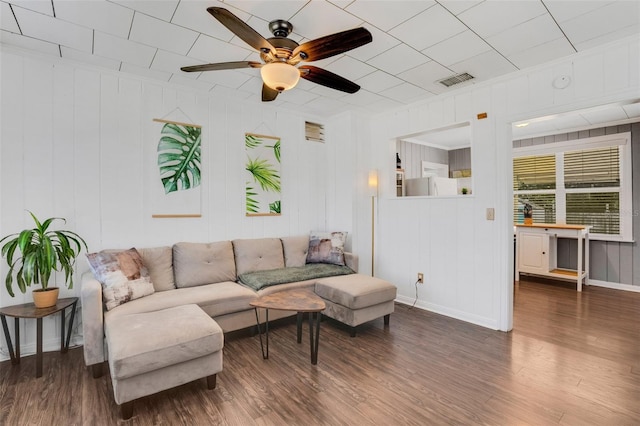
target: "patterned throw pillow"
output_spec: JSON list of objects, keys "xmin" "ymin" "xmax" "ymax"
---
[
  {"xmin": 86, "ymin": 248, "xmax": 155, "ymax": 310},
  {"xmin": 306, "ymin": 231, "xmax": 347, "ymax": 266}
]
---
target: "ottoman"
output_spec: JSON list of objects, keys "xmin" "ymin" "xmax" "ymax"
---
[
  {"xmin": 315, "ymin": 274, "xmax": 397, "ymax": 337},
  {"xmin": 105, "ymin": 304, "xmax": 224, "ymax": 419}
]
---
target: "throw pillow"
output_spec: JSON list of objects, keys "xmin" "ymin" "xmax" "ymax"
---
[
  {"xmin": 86, "ymin": 248, "xmax": 155, "ymax": 310},
  {"xmin": 306, "ymin": 231, "xmax": 347, "ymax": 266}
]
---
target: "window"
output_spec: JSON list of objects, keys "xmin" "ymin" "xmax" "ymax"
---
[{"xmin": 513, "ymin": 133, "xmax": 632, "ymax": 241}]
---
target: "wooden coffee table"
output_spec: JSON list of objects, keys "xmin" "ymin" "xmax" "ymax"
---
[{"xmin": 250, "ymin": 288, "xmax": 325, "ymax": 365}]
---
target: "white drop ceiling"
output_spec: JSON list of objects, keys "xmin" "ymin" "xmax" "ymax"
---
[{"xmin": 1, "ymin": 0, "xmax": 639, "ymax": 128}]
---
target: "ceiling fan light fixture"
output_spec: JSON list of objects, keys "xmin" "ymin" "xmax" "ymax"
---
[{"xmin": 261, "ymin": 62, "xmax": 300, "ymax": 92}]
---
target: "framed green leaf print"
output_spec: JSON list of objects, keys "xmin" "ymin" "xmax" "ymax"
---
[
  {"xmin": 151, "ymin": 118, "xmax": 202, "ymax": 218},
  {"xmin": 245, "ymin": 133, "xmax": 281, "ymax": 216}
]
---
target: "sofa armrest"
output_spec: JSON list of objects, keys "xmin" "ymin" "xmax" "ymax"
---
[
  {"xmin": 345, "ymin": 252, "xmax": 358, "ymax": 273},
  {"xmin": 80, "ymin": 271, "xmax": 106, "ymax": 368}
]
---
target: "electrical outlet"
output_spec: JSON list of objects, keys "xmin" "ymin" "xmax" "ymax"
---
[{"xmin": 417, "ymin": 272, "xmax": 424, "ymax": 284}]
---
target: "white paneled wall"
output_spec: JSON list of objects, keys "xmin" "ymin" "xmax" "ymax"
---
[
  {"xmin": 0, "ymin": 49, "xmax": 331, "ymax": 360},
  {"xmin": 355, "ymin": 35, "xmax": 640, "ymax": 331}
]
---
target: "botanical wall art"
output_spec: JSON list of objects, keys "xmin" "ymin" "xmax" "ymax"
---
[
  {"xmin": 245, "ymin": 133, "xmax": 281, "ymax": 216},
  {"xmin": 150, "ymin": 118, "xmax": 202, "ymax": 218}
]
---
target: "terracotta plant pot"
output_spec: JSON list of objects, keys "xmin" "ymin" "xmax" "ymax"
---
[{"xmin": 33, "ymin": 287, "xmax": 60, "ymax": 308}]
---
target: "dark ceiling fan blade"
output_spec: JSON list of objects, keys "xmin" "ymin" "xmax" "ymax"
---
[
  {"xmin": 262, "ymin": 84, "xmax": 279, "ymax": 102},
  {"xmin": 208, "ymin": 7, "xmax": 276, "ymax": 55},
  {"xmin": 291, "ymin": 27, "xmax": 372, "ymax": 62},
  {"xmin": 299, "ymin": 66, "xmax": 360, "ymax": 94},
  {"xmin": 181, "ymin": 61, "xmax": 262, "ymax": 73}
]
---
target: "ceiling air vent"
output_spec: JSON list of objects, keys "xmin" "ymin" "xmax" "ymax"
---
[
  {"xmin": 438, "ymin": 72, "xmax": 474, "ymax": 88},
  {"xmin": 305, "ymin": 121, "xmax": 324, "ymax": 143}
]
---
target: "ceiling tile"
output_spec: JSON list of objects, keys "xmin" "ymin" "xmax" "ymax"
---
[
  {"xmin": 151, "ymin": 49, "xmax": 202, "ymax": 76},
  {"xmin": 507, "ymin": 37, "xmax": 576, "ymax": 70},
  {"xmin": 237, "ymin": 75, "xmax": 265, "ymax": 96},
  {"xmin": 129, "ymin": 12, "xmax": 198, "ymax": 55},
  {"xmin": 223, "ymin": 0, "xmax": 307, "ymax": 22},
  {"xmin": 276, "ymin": 88, "xmax": 320, "ymax": 105},
  {"xmin": 61, "ymin": 46, "xmax": 121, "ymax": 70},
  {"xmin": 345, "ymin": 0, "xmax": 434, "ymax": 32},
  {"xmin": 345, "ymin": 23, "xmax": 401, "ymax": 62},
  {"xmin": 110, "ymin": 0, "xmax": 179, "ymax": 21},
  {"xmin": 449, "ymin": 49, "xmax": 518, "ymax": 81},
  {"xmin": 379, "ymin": 82, "xmax": 431, "ymax": 103},
  {"xmin": 168, "ymin": 74, "xmax": 215, "ymax": 92},
  {"xmin": 310, "ymin": 84, "xmax": 349, "ymax": 99},
  {"xmin": 390, "ymin": 4, "xmax": 467, "ymax": 51},
  {"xmin": 438, "ymin": 0, "xmax": 483, "ymax": 16},
  {"xmin": 458, "ymin": 0, "xmax": 547, "ymax": 38},
  {"xmin": 303, "ymin": 96, "xmax": 352, "ymax": 114},
  {"xmin": 398, "ymin": 60, "xmax": 453, "ymax": 94},
  {"xmin": 1, "ymin": 2, "xmax": 20, "ymax": 33},
  {"xmin": 342, "ymin": 89, "xmax": 386, "ymax": 107},
  {"xmin": 287, "ymin": 0, "xmax": 363, "ymax": 40},
  {"xmin": 544, "ymin": 1, "xmax": 613, "ymax": 23},
  {"xmin": 327, "ymin": 0, "xmax": 355, "ymax": 8},
  {"xmin": 172, "ymin": 1, "xmax": 249, "ymax": 42},
  {"xmin": 486, "ymin": 14, "xmax": 565, "ymax": 58},
  {"xmin": 94, "ymin": 31, "xmax": 156, "ymax": 67},
  {"xmin": 355, "ymin": 70, "xmax": 403, "ymax": 92},
  {"xmin": 9, "ymin": 0, "xmax": 52, "ymax": 16},
  {"xmin": 197, "ymin": 69, "xmax": 254, "ymax": 89},
  {"xmin": 324, "ymin": 55, "xmax": 376, "ymax": 81},
  {"xmin": 0, "ymin": 30, "xmax": 59, "ymax": 56},
  {"xmin": 187, "ymin": 33, "xmax": 253, "ymax": 63},
  {"xmin": 54, "ymin": 1, "xmax": 133, "ymax": 39},
  {"xmin": 366, "ymin": 43, "xmax": 430, "ymax": 75},
  {"xmin": 120, "ymin": 62, "xmax": 172, "ymax": 82},
  {"xmin": 575, "ymin": 25, "xmax": 640, "ymax": 52},
  {"xmin": 12, "ymin": 5, "xmax": 92, "ymax": 52},
  {"xmin": 560, "ymin": 1, "xmax": 640, "ymax": 47},
  {"xmin": 422, "ymin": 30, "xmax": 491, "ymax": 67}
]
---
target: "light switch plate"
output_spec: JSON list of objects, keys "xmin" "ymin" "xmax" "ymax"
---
[{"xmin": 486, "ymin": 208, "xmax": 495, "ymax": 220}]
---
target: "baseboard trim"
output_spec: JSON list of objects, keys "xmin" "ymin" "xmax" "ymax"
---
[
  {"xmin": 395, "ymin": 296, "xmax": 499, "ymax": 330},
  {"xmin": 587, "ymin": 279, "xmax": 640, "ymax": 293}
]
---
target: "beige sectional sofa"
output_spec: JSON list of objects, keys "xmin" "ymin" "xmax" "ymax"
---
[{"xmin": 81, "ymin": 235, "xmax": 396, "ymax": 377}]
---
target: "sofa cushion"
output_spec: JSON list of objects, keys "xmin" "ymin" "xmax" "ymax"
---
[
  {"xmin": 281, "ymin": 235, "xmax": 309, "ymax": 267},
  {"xmin": 173, "ymin": 241, "xmax": 236, "ymax": 288},
  {"xmin": 139, "ymin": 246, "xmax": 175, "ymax": 292},
  {"xmin": 86, "ymin": 248, "xmax": 155, "ymax": 311},
  {"xmin": 106, "ymin": 304, "xmax": 223, "ymax": 380},
  {"xmin": 232, "ymin": 238, "xmax": 285, "ymax": 276},
  {"xmin": 306, "ymin": 231, "xmax": 347, "ymax": 266},
  {"xmin": 315, "ymin": 274, "xmax": 397, "ymax": 310},
  {"xmin": 104, "ymin": 281, "xmax": 257, "ymax": 319},
  {"xmin": 238, "ymin": 263, "xmax": 354, "ymax": 291}
]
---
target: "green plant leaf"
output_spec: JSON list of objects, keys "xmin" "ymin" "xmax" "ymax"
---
[
  {"xmin": 245, "ymin": 134, "xmax": 262, "ymax": 149},
  {"xmin": 246, "ymin": 156, "xmax": 281, "ymax": 193},
  {"xmin": 157, "ymin": 123, "xmax": 202, "ymax": 194},
  {"xmin": 269, "ymin": 200, "xmax": 281, "ymax": 214},
  {"xmin": 246, "ymin": 183, "xmax": 260, "ymax": 214},
  {"xmin": 266, "ymin": 140, "xmax": 281, "ymax": 163}
]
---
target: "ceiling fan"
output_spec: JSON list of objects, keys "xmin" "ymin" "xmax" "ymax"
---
[{"xmin": 181, "ymin": 7, "xmax": 373, "ymax": 102}]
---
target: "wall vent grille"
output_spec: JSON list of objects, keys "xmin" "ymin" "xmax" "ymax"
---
[
  {"xmin": 438, "ymin": 72, "xmax": 474, "ymax": 87},
  {"xmin": 305, "ymin": 121, "xmax": 324, "ymax": 142}
]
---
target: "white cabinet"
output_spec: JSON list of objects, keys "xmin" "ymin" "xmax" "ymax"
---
[
  {"xmin": 518, "ymin": 232, "xmax": 549, "ymax": 274},
  {"xmin": 515, "ymin": 224, "xmax": 590, "ymax": 291}
]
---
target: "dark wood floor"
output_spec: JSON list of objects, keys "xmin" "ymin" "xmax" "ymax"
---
[{"xmin": 1, "ymin": 279, "xmax": 639, "ymax": 425}]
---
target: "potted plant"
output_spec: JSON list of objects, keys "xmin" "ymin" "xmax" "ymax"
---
[
  {"xmin": 1, "ymin": 211, "xmax": 87, "ymax": 308},
  {"xmin": 461, "ymin": 187, "xmax": 469, "ymax": 195}
]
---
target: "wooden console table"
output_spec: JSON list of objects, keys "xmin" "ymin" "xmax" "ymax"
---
[
  {"xmin": 0, "ymin": 297, "xmax": 78, "ymax": 378},
  {"xmin": 515, "ymin": 224, "xmax": 590, "ymax": 291}
]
